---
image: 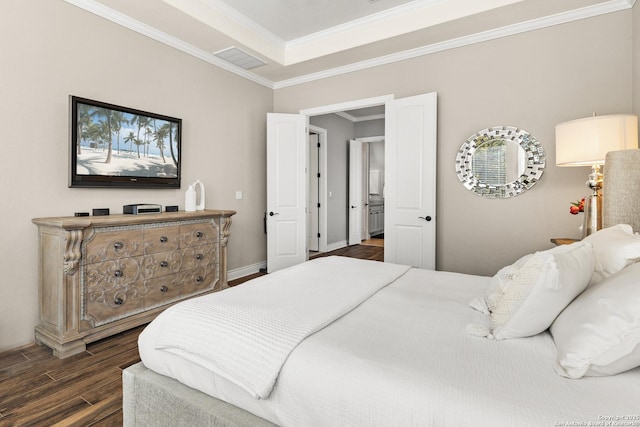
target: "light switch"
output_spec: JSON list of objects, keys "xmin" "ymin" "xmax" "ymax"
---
[{"xmin": 235, "ymin": 190, "xmax": 243, "ymax": 200}]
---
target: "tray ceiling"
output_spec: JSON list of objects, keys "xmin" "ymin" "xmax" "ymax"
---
[{"xmin": 66, "ymin": 0, "xmax": 635, "ymax": 88}]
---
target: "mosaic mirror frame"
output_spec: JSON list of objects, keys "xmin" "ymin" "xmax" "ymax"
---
[{"xmin": 455, "ymin": 126, "xmax": 545, "ymax": 199}]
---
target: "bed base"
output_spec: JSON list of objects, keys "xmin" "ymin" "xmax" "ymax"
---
[{"xmin": 123, "ymin": 362, "xmax": 277, "ymax": 427}]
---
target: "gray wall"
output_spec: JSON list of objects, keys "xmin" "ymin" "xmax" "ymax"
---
[
  {"xmin": 275, "ymin": 10, "xmax": 635, "ymax": 277},
  {"xmin": 1, "ymin": 1, "xmax": 638, "ymax": 352},
  {"xmin": 355, "ymin": 120, "xmax": 385, "ymax": 138},
  {"xmin": 0, "ymin": 0, "xmax": 272, "ymax": 351}
]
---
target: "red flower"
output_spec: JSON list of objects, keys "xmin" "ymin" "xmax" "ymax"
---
[{"xmin": 569, "ymin": 198, "xmax": 585, "ymax": 215}]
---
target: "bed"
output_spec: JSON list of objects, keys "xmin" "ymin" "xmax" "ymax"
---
[{"xmin": 124, "ymin": 229, "xmax": 640, "ymax": 426}]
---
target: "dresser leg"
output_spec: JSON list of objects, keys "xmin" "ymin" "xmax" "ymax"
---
[{"xmin": 35, "ymin": 327, "xmax": 87, "ymax": 358}]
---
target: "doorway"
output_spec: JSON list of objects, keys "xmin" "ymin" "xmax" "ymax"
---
[
  {"xmin": 357, "ymin": 136, "xmax": 385, "ymax": 247},
  {"xmin": 267, "ymin": 92, "xmax": 437, "ymax": 272},
  {"xmin": 305, "ymin": 97, "xmax": 391, "ymax": 253}
]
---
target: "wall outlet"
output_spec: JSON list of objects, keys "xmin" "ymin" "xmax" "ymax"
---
[{"xmin": 235, "ymin": 190, "xmax": 243, "ymax": 200}]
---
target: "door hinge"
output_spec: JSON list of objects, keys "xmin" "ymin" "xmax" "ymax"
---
[
  {"xmin": 317, "ymin": 203, "xmax": 321, "ymax": 208},
  {"xmin": 317, "ymin": 233, "xmax": 321, "ymax": 238},
  {"xmin": 317, "ymin": 172, "xmax": 321, "ymax": 178},
  {"xmin": 317, "ymin": 142, "xmax": 320, "ymax": 148}
]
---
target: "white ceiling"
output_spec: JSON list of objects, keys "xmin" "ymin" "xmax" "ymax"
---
[
  {"xmin": 218, "ymin": 0, "xmax": 419, "ymax": 41},
  {"xmin": 67, "ymin": 0, "xmax": 635, "ymax": 88}
]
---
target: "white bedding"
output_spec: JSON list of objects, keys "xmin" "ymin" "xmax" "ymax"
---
[
  {"xmin": 150, "ymin": 256, "xmax": 410, "ymax": 399},
  {"xmin": 139, "ymin": 257, "xmax": 640, "ymax": 427}
]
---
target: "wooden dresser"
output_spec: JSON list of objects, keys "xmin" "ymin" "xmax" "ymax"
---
[{"xmin": 32, "ymin": 210, "xmax": 236, "ymax": 358}]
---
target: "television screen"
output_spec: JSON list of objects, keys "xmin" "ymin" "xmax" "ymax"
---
[{"xmin": 70, "ymin": 96, "xmax": 181, "ymax": 188}]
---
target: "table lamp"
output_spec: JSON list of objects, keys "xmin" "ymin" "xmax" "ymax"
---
[{"xmin": 555, "ymin": 114, "xmax": 638, "ymax": 237}]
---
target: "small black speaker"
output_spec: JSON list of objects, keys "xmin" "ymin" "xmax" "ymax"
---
[
  {"xmin": 165, "ymin": 205, "xmax": 179, "ymax": 212},
  {"xmin": 92, "ymin": 208, "xmax": 110, "ymax": 216}
]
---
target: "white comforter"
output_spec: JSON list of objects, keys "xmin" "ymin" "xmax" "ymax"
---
[
  {"xmin": 151, "ymin": 256, "xmax": 410, "ymax": 399},
  {"xmin": 139, "ymin": 257, "xmax": 640, "ymax": 427}
]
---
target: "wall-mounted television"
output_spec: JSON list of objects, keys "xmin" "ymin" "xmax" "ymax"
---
[{"xmin": 70, "ymin": 96, "xmax": 181, "ymax": 188}]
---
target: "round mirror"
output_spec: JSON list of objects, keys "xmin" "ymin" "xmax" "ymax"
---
[{"xmin": 455, "ymin": 126, "xmax": 545, "ymax": 198}]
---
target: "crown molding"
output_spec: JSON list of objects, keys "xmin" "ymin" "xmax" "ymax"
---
[
  {"xmin": 171, "ymin": 0, "xmax": 285, "ymax": 64},
  {"xmin": 274, "ymin": 0, "xmax": 634, "ymax": 89},
  {"xmin": 287, "ymin": 0, "xmax": 445, "ymax": 49},
  {"xmin": 198, "ymin": 0, "xmax": 285, "ymax": 48},
  {"xmin": 173, "ymin": 0, "xmax": 517, "ymax": 66},
  {"xmin": 64, "ymin": 0, "xmax": 633, "ymax": 91},
  {"xmin": 283, "ymin": 0, "xmax": 636, "ymax": 64},
  {"xmin": 63, "ymin": 0, "xmax": 275, "ymax": 89},
  {"xmin": 283, "ymin": 0, "xmax": 524, "ymax": 65}
]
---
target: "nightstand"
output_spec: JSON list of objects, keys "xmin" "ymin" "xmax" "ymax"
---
[{"xmin": 550, "ymin": 238, "xmax": 579, "ymax": 246}]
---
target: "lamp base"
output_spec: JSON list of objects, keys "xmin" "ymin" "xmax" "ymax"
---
[{"xmin": 582, "ymin": 193, "xmax": 602, "ymax": 238}]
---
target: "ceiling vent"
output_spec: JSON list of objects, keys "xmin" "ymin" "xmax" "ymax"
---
[{"xmin": 213, "ymin": 47, "xmax": 266, "ymax": 70}]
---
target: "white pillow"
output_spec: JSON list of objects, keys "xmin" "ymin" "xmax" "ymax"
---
[
  {"xmin": 485, "ymin": 253, "xmax": 532, "ymax": 312},
  {"xmin": 470, "ymin": 242, "xmax": 594, "ymax": 340},
  {"xmin": 582, "ymin": 224, "xmax": 640, "ymax": 286},
  {"xmin": 551, "ymin": 262, "xmax": 640, "ymax": 379}
]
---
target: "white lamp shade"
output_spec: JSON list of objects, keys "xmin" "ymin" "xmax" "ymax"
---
[{"xmin": 555, "ymin": 114, "xmax": 638, "ymax": 166}]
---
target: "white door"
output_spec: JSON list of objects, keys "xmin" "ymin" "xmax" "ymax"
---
[
  {"xmin": 384, "ymin": 93, "xmax": 437, "ymax": 269},
  {"xmin": 266, "ymin": 113, "xmax": 307, "ymax": 273},
  {"xmin": 308, "ymin": 133, "xmax": 319, "ymax": 252},
  {"xmin": 348, "ymin": 139, "xmax": 363, "ymax": 246}
]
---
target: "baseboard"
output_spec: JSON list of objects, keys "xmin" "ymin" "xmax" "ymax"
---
[
  {"xmin": 326, "ymin": 240, "xmax": 347, "ymax": 252},
  {"xmin": 228, "ymin": 261, "xmax": 266, "ymax": 281}
]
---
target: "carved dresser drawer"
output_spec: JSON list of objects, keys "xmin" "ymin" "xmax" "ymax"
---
[{"xmin": 32, "ymin": 210, "xmax": 235, "ymax": 358}]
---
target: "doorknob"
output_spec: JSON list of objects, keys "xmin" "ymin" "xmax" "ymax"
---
[
  {"xmin": 269, "ymin": 211, "xmax": 279, "ymax": 216},
  {"xmin": 418, "ymin": 215, "xmax": 432, "ymax": 221},
  {"xmin": 351, "ymin": 205, "xmax": 356, "ymax": 209}
]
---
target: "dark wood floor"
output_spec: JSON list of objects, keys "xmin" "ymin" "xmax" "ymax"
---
[
  {"xmin": 310, "ymin": 243, "xmax": 383, "ymax": 262},
  {"xmin": 0, "ymin": 244, "xmax": 382, "ymax": 426}
]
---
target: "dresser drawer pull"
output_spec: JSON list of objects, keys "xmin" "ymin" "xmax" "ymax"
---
[
  {"xmin": 159, "ymin": 236, "xmax": 168, "ymax": 243},
  {"xmin": 114, "ymin": 297, "xmax": 123, "ymax": 305},
  {"xmin": 196, "ymin": 275, "xmax": 204, "ymax": 283},
  {"xmin": 113, "ymin": 241, "xmax": 124, "ymax": 250},
  {"xmin": 114, "ymin": 270, "xmax": 123, "ymax": 277},
  {"xmin": 196, "ymin": 231, "xmax": 204, "ymax": 238},
  {"xmin": 160, "ymin": 286, "xmax": 168, "ymax": 293},
  {"xmin": 159, "ymin": 261, "xmax": 169, "ymax": 268},
  {"xmin": 195, "ymin": 254, "xmax": 204, "ymax": 260}
]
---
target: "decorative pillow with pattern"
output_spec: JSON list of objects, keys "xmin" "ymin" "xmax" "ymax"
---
[
  {"xmin": 468, "ymin": 242, "xmax": 594, "ymax": 340},
  {"xmin": 484, "ymin": 254, "xmax": 532, "ymax": 313}
]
